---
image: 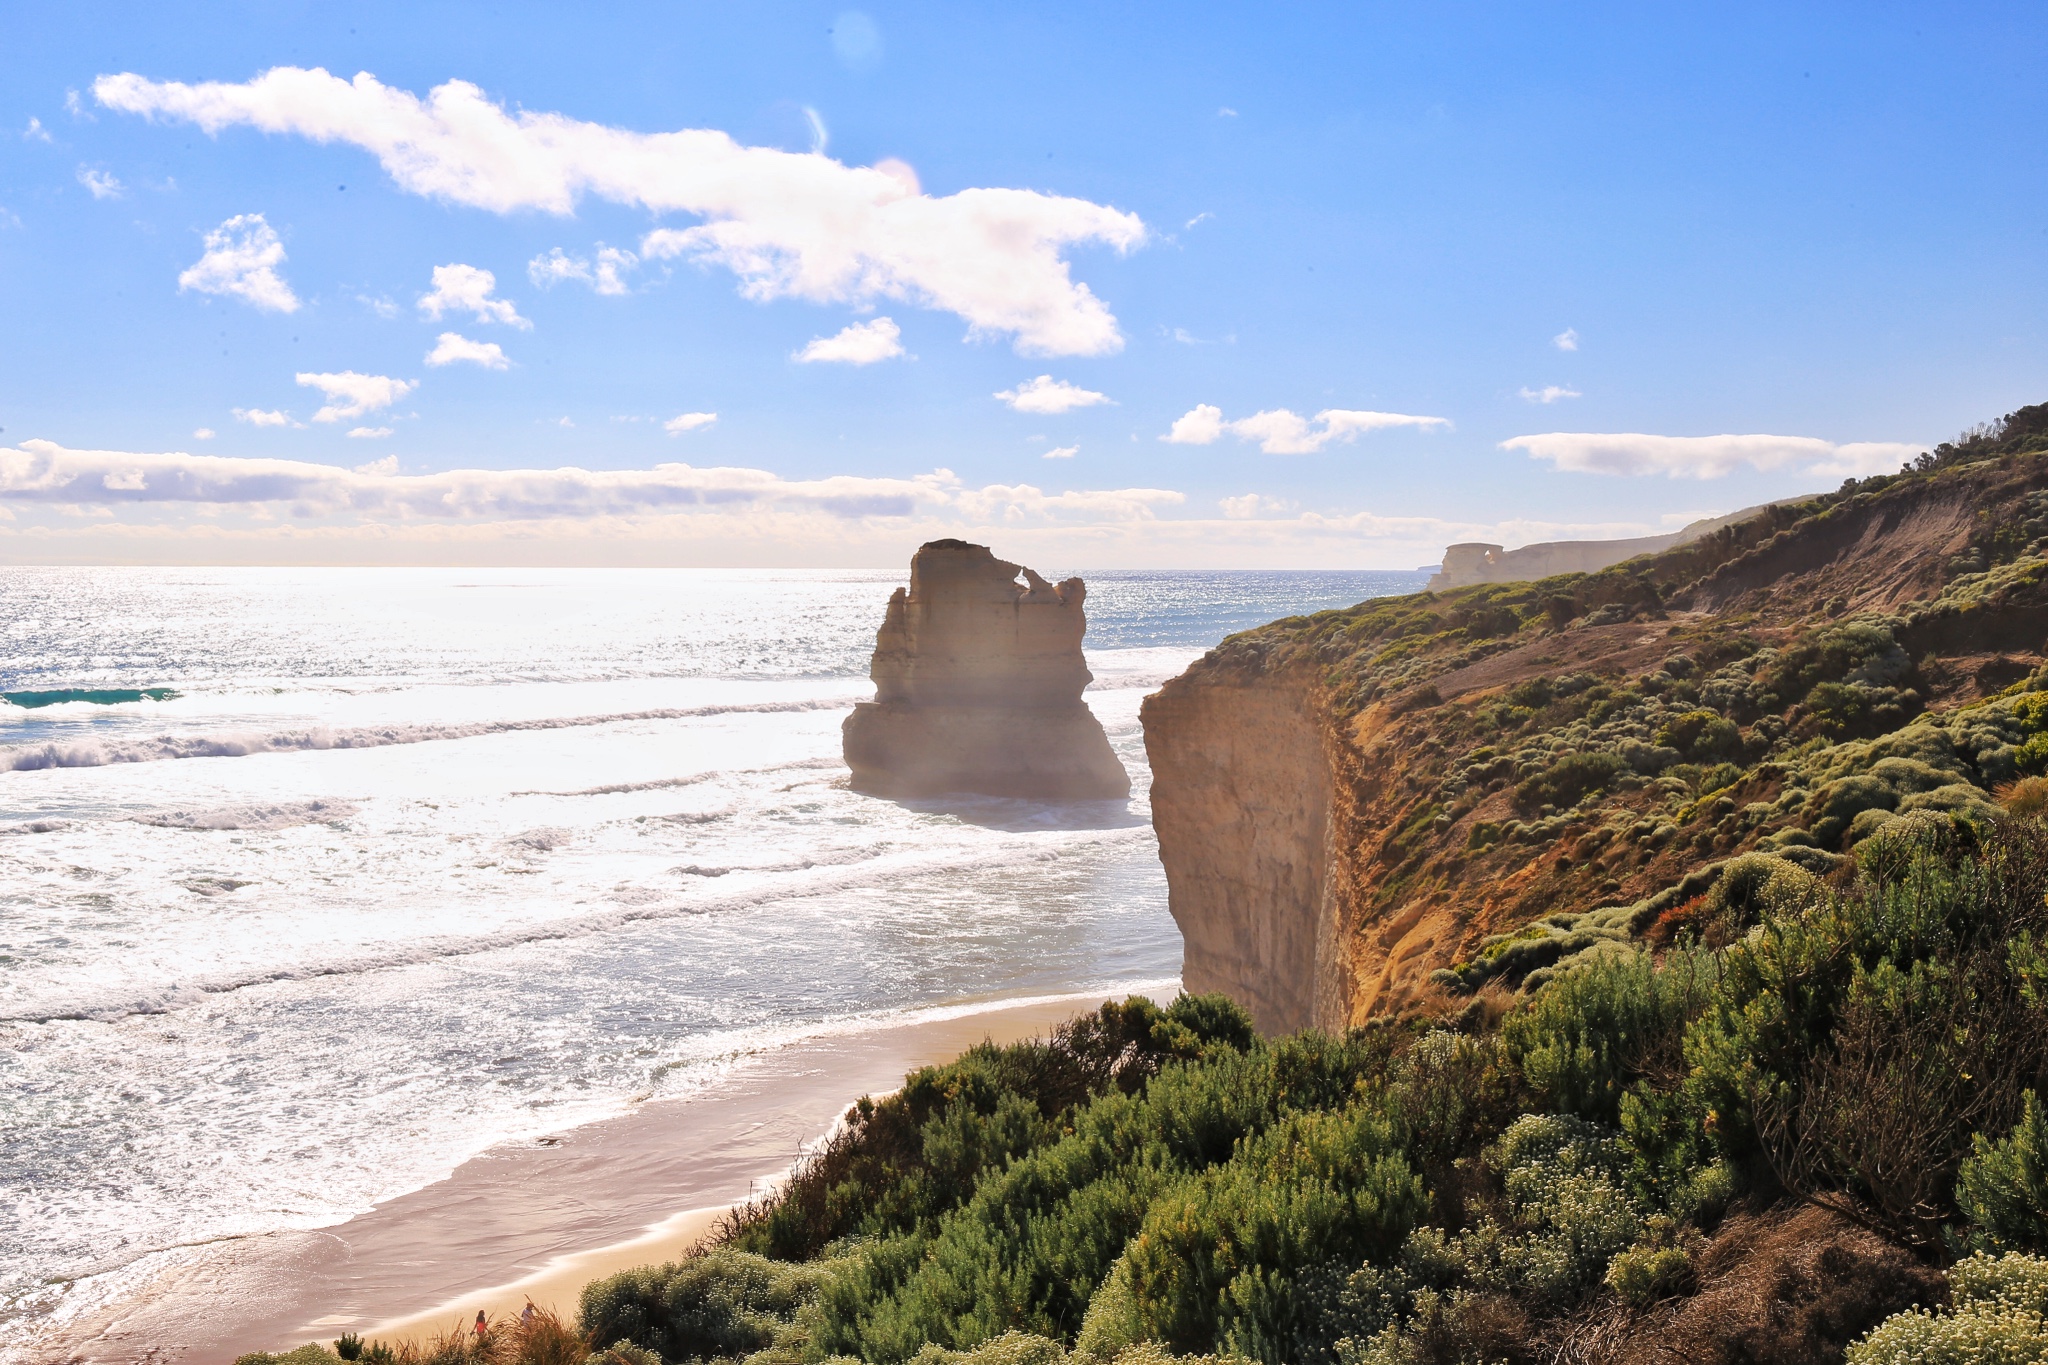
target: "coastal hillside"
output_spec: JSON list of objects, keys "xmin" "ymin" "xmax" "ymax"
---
[{"xmin": 1143, "ymin": 401, "xmax": 2048, "ymax": 1030}]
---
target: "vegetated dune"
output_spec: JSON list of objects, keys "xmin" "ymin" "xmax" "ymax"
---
[{"xmin": 1144, "ymin": 400, "xmax": 2048, "ymax": 1030}]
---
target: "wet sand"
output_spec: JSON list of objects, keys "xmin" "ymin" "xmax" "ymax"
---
[{"xmin": 43, "ymin": 989, "xmax": 1165, "ymax": 1364}]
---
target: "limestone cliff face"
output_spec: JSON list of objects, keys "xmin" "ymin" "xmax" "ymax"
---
[
  {"xmin": 1141, "ymin": 664, "xmax": 1350, "ymax": 1034},
  {"xmin": 1143, "ymin": 428, "xmax": 2048, "ymax": 1033},
  {"xmin": 844, "ymin": 540, "xmax": 1130, "ymax": 799}
]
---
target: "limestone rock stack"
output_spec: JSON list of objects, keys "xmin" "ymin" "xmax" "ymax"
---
[{"xmin": 843, "ymin": 540, "xmax": 1130, "ymax": 799}]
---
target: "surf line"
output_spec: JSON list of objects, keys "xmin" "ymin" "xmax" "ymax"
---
[{"xmin": 0, "ymin": 699, "xmax": 851, "ymax": 774}]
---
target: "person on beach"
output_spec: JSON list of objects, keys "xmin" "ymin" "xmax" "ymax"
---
[
  {"xmin": 521, "ymin": 1301, "xmax": 536, "ymax": 1326},
  {"xmin": 474, "ymin": 1310, "xmax": 488, "ymax": 1341}
]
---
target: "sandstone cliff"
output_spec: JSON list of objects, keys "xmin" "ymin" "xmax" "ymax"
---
[
  {"xmin": 1145, "ymin": 404, "xmax": 2048, "ymax": 1032},
  {"xmin": 1425, "ymin": 503, "xmax": 1777, "ymax": 591},
  {"xmin": 844, "ymin": 540, "xmax": 1130, "ymax": 799}
]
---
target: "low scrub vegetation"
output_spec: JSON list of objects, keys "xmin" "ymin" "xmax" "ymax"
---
[
  {"xmin": 262, "ymin": 815, "xmax": 2048, "ymax": 1365},
  {"xmin": 381, "ymin": 818, "xmax": 2048, "ymax": 1364}
]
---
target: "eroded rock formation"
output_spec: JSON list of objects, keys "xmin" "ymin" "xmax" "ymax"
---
[{"xmin": 843, "ymin": 540, "xmax": 1130, "ymax": 799}]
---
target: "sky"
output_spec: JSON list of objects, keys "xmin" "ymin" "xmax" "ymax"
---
[{"xmin": 0, "ymin": 1, "xmax": 2043, "ymax": 569}]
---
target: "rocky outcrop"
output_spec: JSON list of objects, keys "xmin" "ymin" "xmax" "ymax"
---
[{"xmin": 843, "ymin": 540, "xmax": 1130, "ymax": 799}]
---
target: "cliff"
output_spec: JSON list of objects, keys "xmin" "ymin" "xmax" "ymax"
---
[
  {"xmin": 1424, "ymin": 503, "xmax": 1777, "ymax": 591},
  {"xmin": 844, "ymin": 540, "xmax": 1130, "ymax": 799},
  {"xmin": 1145, "ymin": 402, "xmax": 2048, "ymax": 1032}
]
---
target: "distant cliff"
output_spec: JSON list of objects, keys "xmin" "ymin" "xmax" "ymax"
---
[
  {"xmin": 844, "ymin": 540, "xmax": 1129, "ymax": 799},
  {"xmin": 1426, "ymin": 504, "xmax": 1777, "ymax": 592},
  {"xmin": 1145, "ymin": 404, "xmax": 2048, "ymax": 1032}
]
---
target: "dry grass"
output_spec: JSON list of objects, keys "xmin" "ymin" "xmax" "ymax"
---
[{"xmin": 1996, "ymin": 775, "xmax": 2048, "ymax": 817}]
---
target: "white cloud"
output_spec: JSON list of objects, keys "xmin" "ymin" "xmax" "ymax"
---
[
  {"xmin": 1518, "ymin": 385, "xmax": 1581, "ymax": 404},
  {"xmin": 96, "ymin": 67, "xmax": 1147, "ymax": 355},
  {"xmin": 192, "ymin": 427, "xmax": 216, "ymax": 440},
  {"xmin": 1185, "ymin": 212, "xmax": 1213, "ymax": 230},
  {"xmin": 179, "ymin": 214, "xmax": 298, "ymax": 313},
  {"xmin": 794, "ymin": 317, "xmax": 904, "ymax": 365},
  {"xmin": 995, "ymin": 375, "xmax": 1110, "ymax": 414},
  {"xmin": 1162, "ymin": 404, "xmax": 1448, "ymax": 453},
  {"xmin": 1043, "ymin": 445, "xmax": 1078, "ymax": 460},
  {"xmin": 556, "ymin": 417, "xmax": 575, "ymax": 428},
  {"xmin": 664, "ymin": 412, "xmax": 717, "ymax": 435},
  {"xmin": 347, "ymin": 426, "xmax": 394, "ymax": 439},
  {"xmin": 417, "ymin": 263, "xmax": 529, "ymax": 328},
  {"xmin": 65, "ymin": 89, "xmax": 89, "ymax": 119},
  {"xmin": 232, "ymin": 407, "xmax": 294, "ymax": 427},
  {"xmin": 0, "ymin": 440, "xmax": 1186, "ymax": 529},
  {"xmin": 1553, "ymin": 328, "xmax": 1579, "ymax": 351},
  {"xmin": 528, "ymin": 245, "xmax": 638, "ymax": 296},
  {"xmin": 24, "ymin": 117, "xmax": 52, "ymax": 143},
  {"xmin": 354, "ymin": 455, "xmax": 398, "ymax": 474},
  {"xmin": 1219, "ymin": 493, "xmax": 1290, "ymax": 518},
  {"xmin": 295, "ymin": 371, "xmax": 416, "ymax": 422},
  {"xmin": 359, "ymin": 293, "xmax": 400, "ymax": 318},
  {"xmin": 1217, "ymin": 107, "xmax": 1238, "ymax": 118},
  {"xmin": 425, "ymin": 332, "xmax": 509, "ymax": 369},
  {"xmin": 1163, "ymin": 404, "xmax": 1225, "ymax": 445},
  {"xmin": 77, "ymin": 166, "xmax": 123, "ymax": 199},
  {"xmin": 1504, "ymin": 431, "xmax": 1925, "ymax": 480}
]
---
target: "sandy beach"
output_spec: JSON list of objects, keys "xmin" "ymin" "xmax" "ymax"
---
[{"xmin": 39, "ymin": 989, "xmax": 1165, "ymax": 1364}]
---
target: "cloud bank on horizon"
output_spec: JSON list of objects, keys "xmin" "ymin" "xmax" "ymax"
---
[{"xmin": 93, "ymin": 67, "xmax": 1147, "ymax": 357}]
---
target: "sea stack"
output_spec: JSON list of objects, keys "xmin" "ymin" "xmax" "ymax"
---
[{"xmin": 843, "ymin": 540, "xmax": 1131, "ymax": 799}]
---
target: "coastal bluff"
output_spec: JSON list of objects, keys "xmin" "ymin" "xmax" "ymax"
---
[
  {"xmin": 843, "ymin": 540, "xmax": 1130, "ymax": 799},
  {"xmin": 1143, "ymin": 405, "xmax": 2048, "ymax": 1033}
]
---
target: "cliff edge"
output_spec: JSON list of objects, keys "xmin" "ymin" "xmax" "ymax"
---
[
  {"xmin": 844, "ymin": 540, "xmax": 1130, "ymax": 799},
  {"xmin": 1146, "ymin": 403, "xmax": 2048, "ymax": 1032}
]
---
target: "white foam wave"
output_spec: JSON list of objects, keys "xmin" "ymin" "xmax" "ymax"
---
[
  {"xmin": 0, "ymin": 700, "xmax": 851, "ymax": 774},
  {"xmin": 131, "ymin": 798, "xmax": 359, "ymax": 831},
  {"xmin": 1, "ymin": 827, "xmax": 1148, "ymax": 1025}
]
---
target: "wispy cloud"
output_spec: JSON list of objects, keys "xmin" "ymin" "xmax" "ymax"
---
[
  {"xmin": 1518, "ymin": 385, "xmax": 1581, "ymax": 404},
  {"xmin": 192, "ymin": 427, "xmax": 216, "ymax": 440},
  {"xmin": 347, "ymin": 426, "xmax": 394, "ymax": 439},
  {"xmin": 97, "ymin": 67, "xmax": 1147, "ymax": 355},
  {"xmin": 794, "ymin": 317, "xmax": 904, "ymax": 365},
  {"xmin": 528, "ymin": 245, "xmax": 637, "ymax": 296},
  {"xmin": 995, "ymin": 375, "xmax": 1110, "ymax": 415},
  {"xmin": 418, "ymin": 263, "xmax": 529, "ymax": 328},
  {"xmin": 23, "ymin": 117, "xmax": 52, "ymax": 143},
  {"xmin": 1184, "ymin": 212, "xmax": 1213, "ymax": 230},
  {"xmin": 295, "ymin": 371, "xmax": 416, "ymax": 422},
  {"xmin": 1504, "ymin": 431, "xmax": 1924, "ymax": 479},
  {"xmin": 232, "ymin": 407, "xmax": 295, "ymax": 428},
  {"xmin": 425, "ymin": 332, "xmax": 509, "ymax": 369},
  {"xmin": 664, "ymin": 412, "xmax": 717, "ymax": 435},
  {"xmin": 1553, "ymin": 327, "xmax": 1579, "ymax": 351},
  {"xmin": 76, "ymin": 166, "xmax": 123, "ymax": 199},
  {"xmin": 1218, "ymin": 493, "xmax": 1291, "ymax": 518},
  {"xmin": 1162, "ymin": 404, "xmax": 1449, "ymax": 454},
  {"xmin": 180, "ymin": 214, "xmax": 298, "ymax": 313},
  {"xmin": 1043, "ymin": 445, "xmax": 1078, "ymax": 460}
]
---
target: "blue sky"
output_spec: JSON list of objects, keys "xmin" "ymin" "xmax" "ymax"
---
[{"xmin": 1, "ymin": 2, "xmax": 2043, "ymax": 567}]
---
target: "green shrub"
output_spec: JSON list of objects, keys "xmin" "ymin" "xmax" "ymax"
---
[
  {"xmin": 1512, "ymin": 751, "xmax": 1623, "ymax": 812},
  {"xmin": 1503, "ymin": 947, "xmax": 1710, "ymax": 1128},
  {"xmin": 1959, "ymin": 1091, "xmax": 2048, "ymax": 1254},
  {"xmin": 579, "ymin": 1249, "xmax": 831, "ymax": 1363},
  {"xmin": 1848, "ymin": 1253, "xmax": 2048, "ymax": 1363},
  {"xmin": 1122, "ymin": 1104, "xmax": 1425, "ymax": 1361},
  {"xmin": 232, "ymin": 1348, "xmax": 337, "ymax": 1365}
]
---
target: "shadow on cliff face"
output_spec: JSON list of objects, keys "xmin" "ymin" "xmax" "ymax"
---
[{"xmin": 875, "ymin": 791, "xmax": 1145, "ymax": 832}]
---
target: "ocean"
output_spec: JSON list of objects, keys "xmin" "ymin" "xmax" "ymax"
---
[{"xmin": 0, "ymin": 565, "xmax": 1424, "ymax": 1349}]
